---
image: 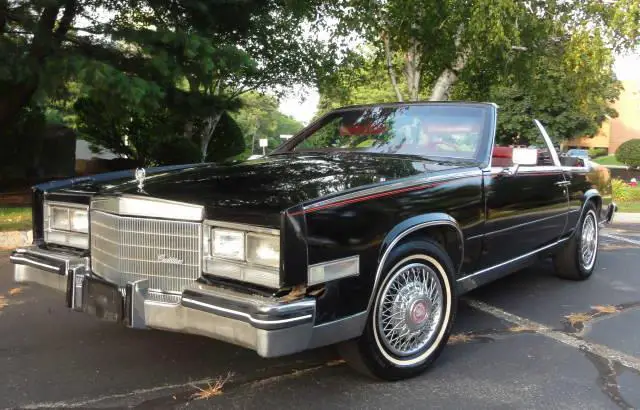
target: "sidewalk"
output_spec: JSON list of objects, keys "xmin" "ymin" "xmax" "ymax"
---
[{"xmin": 613, "ymin": 212, "xmax": 640, "ymax": 224}]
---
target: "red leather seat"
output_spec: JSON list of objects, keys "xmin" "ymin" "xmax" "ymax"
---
[{"xmin": 492, "ymin": 146, "xmax": 513, "ymax": 167}]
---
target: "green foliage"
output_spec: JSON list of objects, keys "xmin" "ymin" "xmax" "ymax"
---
[
  {"xmin": 1, "ymin": 0, "xmax": 334, "ymax": 172},
  {"xmin": 588, "ymin": 148, "xmax": 608, "ymax": 159},
  {"xmin": 231, "ymin": 92, "xmax": 303, "ymax": 157},
  {"xmin": 612, "ymin": 178, "xmax": 640, "ymax": 202},
  {"xmin": 205, "ymin": 112, "xmax": 245, "ymax": 162},
  {"xmin": 616, "ymin": 139, "xmax": 640, "ymax": 168}
]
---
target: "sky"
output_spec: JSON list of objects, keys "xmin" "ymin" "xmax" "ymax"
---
[{"xmin": 279, "ymin": 52, "xmax": 640, "ymax": 125}]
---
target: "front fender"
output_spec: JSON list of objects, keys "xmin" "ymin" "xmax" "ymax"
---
[{"xmin": 367, "ymin": 213, "xmax": 463, "ymax": 314}]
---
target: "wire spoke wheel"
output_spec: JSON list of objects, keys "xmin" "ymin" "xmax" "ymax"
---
[
  {"xmin": 580, "ymin": 211, "xmax": 598, "ymax": 270},
  {"xmin": 376, "ymin": 263, "xmax": 444, "ymax": 357}
]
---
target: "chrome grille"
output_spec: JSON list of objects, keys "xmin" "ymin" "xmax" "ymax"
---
[{"xmin": 90, "ymin": 210, "xmax": 201, "ymax": 293}]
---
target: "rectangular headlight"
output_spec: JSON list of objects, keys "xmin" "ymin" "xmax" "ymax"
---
[
  {"xmin": 51, "ymin": 207, "xmax": 71, "ymax": 231},
  {"xmin": 246, "ymin": 233, "xmax": 280, "ymax": 268},
  {"xmin": 70, "ymin": 209, "xmax": 89, "ymax": 233},
  {"xmin": 212, "ymin": 229, "xmax": 245, "ymax": 260},
  {"xmin": 44, "ymin": 201, "xmax": 89, "ymax": 249},
  {"xmin": 204, "ymin": 222, "xmax": 281, "ymax": 288}
]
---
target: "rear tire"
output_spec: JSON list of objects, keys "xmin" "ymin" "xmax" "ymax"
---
[
  {"xmin": 554, "ymin": 203, "xmax": 599, "ymax": 281},
  {"xmin": 339, "ymin": 239, "xmax": 457, "ymax": 381}
]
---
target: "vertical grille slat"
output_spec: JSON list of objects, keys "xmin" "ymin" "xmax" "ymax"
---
[{"xmin": 90, "ymin": 210, "xmax": 202, "ymax": 293}]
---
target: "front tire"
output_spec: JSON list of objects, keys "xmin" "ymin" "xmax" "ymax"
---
[
  {"xmin": 339, "ymin": 239, "xmax": 457, "ymax": 380},
  {"xmin": 554, "ymin": 203, "xmax": 599, "ymax": 280}
]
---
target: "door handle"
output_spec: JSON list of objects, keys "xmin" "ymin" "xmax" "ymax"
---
[{"xmin": 555, "ymin": 180, "xmax": 570, "ymax": 187}]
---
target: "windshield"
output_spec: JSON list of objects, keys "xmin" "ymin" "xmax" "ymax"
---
[{"xmin": 285, "ymin": 105, "xmax": 491, "ymax": 160}]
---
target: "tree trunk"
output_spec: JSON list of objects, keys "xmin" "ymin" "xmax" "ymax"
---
[
  {"xmin": 200, "ymin": 111, "xmax": 223, "ymax": 162},
  {"xmin": 404, "ymin": 37, "xmax": 421, "ymax": 101},
  {"xmin": 0, "ymin": 1, "xmax": 77, "ymax": 133},
  {"xmin": 429, "ymin": 26, "xmax": 468, "ymax": 101},
  {"xmin": 382, "ymin": 33, "xmax": 403, "ymax": 102}
]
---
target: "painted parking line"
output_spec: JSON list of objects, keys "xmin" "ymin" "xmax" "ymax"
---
[
  {"xmin": 601, "ymin": 233, "xmax": 640, "ymax": 247},
  {"xmin": 466, "ymin": 299, "xmax": 640, "ymax": 372}
]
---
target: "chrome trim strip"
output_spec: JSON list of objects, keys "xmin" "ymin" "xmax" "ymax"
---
[
  {"xmin": 9, "ymin": 255, "xmax": 62, "ymax": 273},
  {"xmin": 457, "ymin": 237, "xmax": 569, "ymax": 283},
  {"xmin": 480, "ymin": 212, "xmax": 569, "ymax": 238},
  {"xmin": 303, "ymin": 170, "xmax": 482, "ymax": 213},
  {"xmin": 204, "ymin": 219, "xmax": 279, "ymax": 236},
  {"xmin": 366, "ymin": 219, "xmax": 464, "ymax": 315},
  {"xmin": 91, "ymin": 195, "xmax": 204, "ymax": 221},
  {"xmin": 489, "ymin": 165, "xmax": 563, "ymax": 175},
  {"xmin": 45, "ymin": 201, "xmax": 89, "ymax": 210},
  {"xmin": 534, "ymin": 119, "xmax": 561, "ymax": 167},
  {"xmin": 181, "ymin": 297, "xmax": 313, "ymax": 326}
]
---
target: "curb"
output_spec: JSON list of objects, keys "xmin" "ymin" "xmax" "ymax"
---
[
  {"xmin": 612, "ymin": 212, "xmax": 640, "ymax": 225},
  {"xmin": 0, "ymin": 230, "xmax": 33, "ymax": 250}
]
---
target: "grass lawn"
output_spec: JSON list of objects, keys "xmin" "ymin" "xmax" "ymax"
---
[
  {"xmin": 0, "ymin": 207, "xmax": 32, "ymax": 231},
  {"xmin": 594, "ymin": 155, "xmax": 625, "ymax": 166},
  {"xmin": 617, "ymin": 202, "xmax": 640, "ymax": 213}
]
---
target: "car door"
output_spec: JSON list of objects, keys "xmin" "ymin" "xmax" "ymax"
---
[{"xmin": 479, "ymin": 119, "xmax": 569, "ymax": 270}]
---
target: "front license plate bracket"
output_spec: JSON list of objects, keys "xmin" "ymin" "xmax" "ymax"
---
[{"xmin": 82, "ymin": 276, "xmax": 124, "ymax": 322}]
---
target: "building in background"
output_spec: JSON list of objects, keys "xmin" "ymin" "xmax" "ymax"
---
[{"xmin": 565, "ymin": 80, "xmax": 640, "ymax": 154}]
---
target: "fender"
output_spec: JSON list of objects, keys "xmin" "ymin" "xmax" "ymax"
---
[
  {"xmin": 365, "ymin": 213, "xmax": 464, "ymax": 314},
  {"xmin": 576, "ymin": 188, "xmax": 603, "ymax": 228}
]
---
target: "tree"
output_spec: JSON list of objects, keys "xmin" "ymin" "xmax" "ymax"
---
[
  {"xmin": 616, "ymin": 139, "xmax": 640, "ymax": 169},
  {"xmin": 324, "ymin": 0, "xmax": 639, "ymax": 103},
  {"xmin": 1, "ymin": 0, "xmax": 334, "ymax": 166},
  {"xmin": 231, "ymin": 92, "xmax": 303, "ymax": 158},
  {"xmin": 317, "ymin": 31, "xmax": 622, "ymax": 146},
  {"xmin": 463, "ymin": 34, "xmax": 622, "ymax": 144}
]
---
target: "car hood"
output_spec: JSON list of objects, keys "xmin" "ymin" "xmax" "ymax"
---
[{"xmin": 65, "ymin": 153, "xmax": 473, "ymax": 227}]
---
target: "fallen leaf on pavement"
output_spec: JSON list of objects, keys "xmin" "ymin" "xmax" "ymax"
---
[
  {"xmin": 591, "ymin": 305, "xmax": 619, "ymax": 314},
  {"xmin": 565, "ymin": 312, "xmax": 592, "ymax": 326},
  {"xmin": 8, "ymin": 287, "xmax": 22, "ymax": 296},
  {"xmin": 191, "ymin": 372, "xmax": 233, "ymax": 400},
  {"xmin": 448, "ymin": 333, "xmax": 474, "ymax": 344}
]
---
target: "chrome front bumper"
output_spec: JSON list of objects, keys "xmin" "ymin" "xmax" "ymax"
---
[{"xmin": 9, "ymin": 246, "xmax": 322, "ymax": 358}]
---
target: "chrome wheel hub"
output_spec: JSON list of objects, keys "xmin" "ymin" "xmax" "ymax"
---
[
  {"xmin": 377, "ymin": 263, "xmax": 443, "ymax": 356},
  {"xmin": 580, "ymin": 212, "xmax": 598, "ymax": 270}
]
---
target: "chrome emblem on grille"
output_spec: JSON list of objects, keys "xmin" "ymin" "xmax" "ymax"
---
[
  {"xmin": 157, "ymin": 254, "xmax": 184, "ymax": 265},
  {"xmin": 135, "ymin": 168, "xmax": 146, "ymax": 190}
]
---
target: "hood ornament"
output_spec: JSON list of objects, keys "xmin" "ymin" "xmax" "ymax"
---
[{"xmin": 135, "ymin": 168, "xmax": 146, "ymax": 190}]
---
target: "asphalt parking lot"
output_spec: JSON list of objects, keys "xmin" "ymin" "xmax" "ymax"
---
[{"xmin": 1, "ymin": 223, "xmax": 640, "ymax": 409}]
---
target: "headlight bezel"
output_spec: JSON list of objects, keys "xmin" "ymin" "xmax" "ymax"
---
[
  {"xmin": 43, "ymin": 200, "xmax": 89, "ymax": 249},
  {"xmin": 203, "ymin": 220, "xmax": 281, "ymax": 289}
]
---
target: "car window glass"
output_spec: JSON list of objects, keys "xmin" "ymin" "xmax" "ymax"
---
[{"xmin": 492, "ymin": 119, "xmax": 555, "ymax": 167}]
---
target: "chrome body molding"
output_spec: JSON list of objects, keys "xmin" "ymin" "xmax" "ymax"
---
[
  {"xmin": 456, "ymin": 237, "xmax": 569, "ymax": 293},
  {"xmin": 8, "ymin": 245, "xmax": 372, "ymax": 358},
  {"xmin": 365, "ymin": 219, "xmax": 464, "ymax": 316},
  {"xmin": 301, "ymin": 170, "xmax": 482, "ymax": 214},
  {"xmin": 91, "ymin": 195, "xmax": 204, "ymax": 221},
  {"xmin": 204, "ymin": 219, "xmax": 279, "ymax": 236}
]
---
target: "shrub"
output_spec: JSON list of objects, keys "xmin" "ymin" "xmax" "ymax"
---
[
  {"xmin": 612, "ymin": 178, "xmax": 640, "ymax": 202},
  {"xmin": 588, "ymin": 147, "xmax": 608, "ymax": 158},
  {"xmin": 615, "ymin": 139, "xmax": 640, "ymax": 168}
]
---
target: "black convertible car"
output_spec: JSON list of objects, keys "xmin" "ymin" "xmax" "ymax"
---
[{"xmin": 10, "ymin": 102, "xmax": 616, "ymax": 380}]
